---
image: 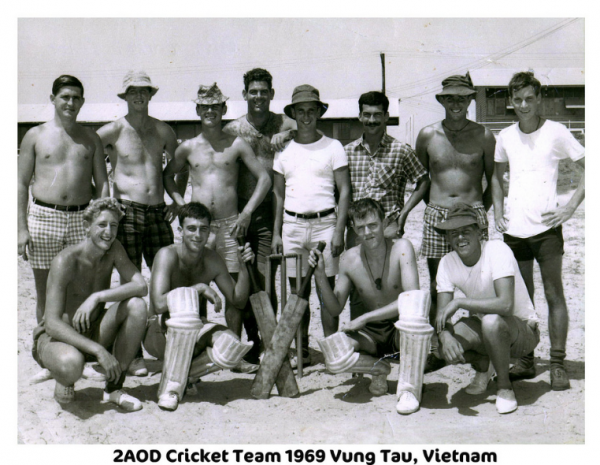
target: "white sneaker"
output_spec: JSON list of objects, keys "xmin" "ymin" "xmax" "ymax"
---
[
  {"xmin": 396, "ymin": 391, "xmax": 420, "ymax": 415},
  {"xmin": 30, "ymin": 368, "xmax": 53, "ymax": 385},
  {"xmin": 496, "ymin": 389, "xmax": 518, "ymax": 414},
  {"xmin": 54, "ymin": 381, "xmax": 75, "ymax": 404},
  {"xmin": 127, "ymin": 357, "xmax": 148, "ymax": 377},
  {"xmin": 466, "ymin": 362, "xmax": 495, "ymax": 395},
  {"xmin": 103, "ymin": 390, "xmax": 143, "ymax": 412},
  {"xmin": 81, "ymin": 363, "xmax": 106, "ymax": 382}
]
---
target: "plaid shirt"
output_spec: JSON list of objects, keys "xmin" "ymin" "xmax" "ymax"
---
[{"xmin": 345, "ymin": 133, "xmax": 428, "ymax": 219}]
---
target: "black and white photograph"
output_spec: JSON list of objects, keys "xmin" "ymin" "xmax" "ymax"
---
[{"xmin": 14, "ymin": 12, "xmax": 587, "ymax": 452}]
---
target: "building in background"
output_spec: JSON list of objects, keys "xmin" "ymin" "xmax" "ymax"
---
[
  {"xmin": 470, "ymin": 68, "xmax": 585, "ymax": 135},
  {"xmin": 18, "ymin": 99, "xmax": 400, "ymax": 150}
]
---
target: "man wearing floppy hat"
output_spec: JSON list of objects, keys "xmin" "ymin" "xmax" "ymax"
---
[
  {"xmin": 98, "ymin": 70, "xmax": 188, "ymax": 376},
  {"xmin": 415, "ymin": 72, "xmax": 496, "ymax": 372},
  {"xmin": 433, "ymin": 203, "xmax": 539, "ymax": 414},
  {"xmin": 164, "ymin": 83, "xmax": 271, "ymax": 373},
  {"xmin": 272, "ymin": 84, "xmax": 351, "ymax": 364}
]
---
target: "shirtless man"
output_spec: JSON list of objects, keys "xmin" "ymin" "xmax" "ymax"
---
[
  {"xmin": 144, "ymin": 202, "xmax": 256, "ymax": 403},
  {"xmin": 97, "ymin": 71, "xmax": 187, "ymax": 377},
  {"xmin": 223, "ymin": 68, "xmax": 297, "ymax": 365},
  {"xmin": 18, "ymin": 75, "xmax": 109, "ymax": 324},
  {"xmin": 415, "ymin": 73, "xmax": 495, "ymax": 371},
  {"xmin": 308, "ymin": 198, "xmax": 420, "ymax": 395},
  {"xmin": 163, "ymin": 83, "xmax": 271, "ymax": 372},
  {"xmin": 32, "ymin": 198, "xmax": 148, "ymax": 411}
]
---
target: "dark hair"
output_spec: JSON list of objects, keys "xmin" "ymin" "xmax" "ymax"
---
[
  {"xmin": 358, "ymin": 91, "xmax": 389, "ymax": 113},
  {"xmin": 508, "ymin": 71, "xmax": 542, "ymax": 98},
  {"xmin": 243, "ymin": 68, "xmax": 273, "ymax": 91},
  {"xmin": 348, "ymin": 198, "xmax": 385, "ymax": 224},
  {"xmin": 82, "ymin": 198, "xmax": 124, "ymax": 224},
  {"xmin": 178, "ymin": 202, "xmax": 212, "ymax": 226},
  {"xmin": 52, "ymin": 75, "xmax": 84, "ymax": 97}
]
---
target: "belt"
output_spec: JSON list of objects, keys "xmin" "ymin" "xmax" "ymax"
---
[
  {"xmin": 117, "ymin": 199, "xmax": 166, "ymax": 210},
  {"xmin": 33, "ymin": 198, "xmax": 89, "ymax": 212},
  {"xmin": 284, "ymin": 207, "xmax": 335, "ymax": 220}
]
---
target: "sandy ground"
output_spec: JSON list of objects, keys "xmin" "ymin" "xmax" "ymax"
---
[{"xmin": 17, "ymin": 188, "xmax": 584, "ymax": 444}]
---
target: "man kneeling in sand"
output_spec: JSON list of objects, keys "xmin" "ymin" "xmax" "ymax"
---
[
  {"xmin": 308, "ymin": 199, "xmax": 420, "ymax": 396},
  {"xmin": 32, "ymin": 198, "xmax": 148, "ymax": 411},
  {"xmin": 144, "ymin": 202, "xmax": 256, "ymax": 410},
  {"xmin": 433, "ymin": 204, "xmax": 540, "ymax": 414}
]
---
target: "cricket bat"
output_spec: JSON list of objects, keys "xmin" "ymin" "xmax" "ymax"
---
[
  {"xmin": 236, "ymin": 237, "xmax": 299, "ymax": 398},
  {"xmin": 251, "ymin": 241, "xmax": 326, "ymax": 399}
]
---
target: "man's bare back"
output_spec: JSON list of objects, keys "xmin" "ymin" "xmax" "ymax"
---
[
  {"xmin": 98, "ymin": 115, "xmax": 177, "ymax": 205},
  {"xmin": 417, "ymin": 121, "xmax": 494, "ymax": 209},
  {"xmin": 24, "ymin": 120, "xmax": 105, "ymax": 206}
]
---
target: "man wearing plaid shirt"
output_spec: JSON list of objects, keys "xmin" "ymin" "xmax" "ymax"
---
[{"xmin": 345, "ymin": 91, "xmax": 429, "ymax": 249}]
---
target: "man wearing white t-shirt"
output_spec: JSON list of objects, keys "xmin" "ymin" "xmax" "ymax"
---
[
  {"xmin": 434, "ymin": 203, "xmax": 539, "ymax": 414},
  {"xmin": 492, "ymin": 72, "xmax": 585, "ymax": 391},
  {"xmin": 273, "ymin": 84, "xmax": 351, "ymax": 365}
]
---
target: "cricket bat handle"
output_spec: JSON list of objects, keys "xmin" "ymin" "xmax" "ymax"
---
[
  {"xmin": 236, "ymin": 236, "xmax": 262, "ymax": 294},
  {"xmin": 297, "ymin": 241, "xmax": 326, "ymax": 297}
]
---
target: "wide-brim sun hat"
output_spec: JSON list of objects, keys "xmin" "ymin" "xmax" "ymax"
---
[
  {"xmin": 117, "ymin": 70, "xmax": 159, "ymax": 100},
  {"xmin": 435, "ymin": 72, "xmax": 477, "ymax": 103},
  {"xmin": 434, "ymin": 203, "xmax": 481, "ymax": 232},
  {"xmin": 284, "ymin": 84, "xmax": 328, "ymax": 119}
]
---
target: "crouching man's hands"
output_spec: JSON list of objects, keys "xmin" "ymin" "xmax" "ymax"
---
[
  {"xmin": 308, "ymin": 248, "xmax": 326, "ymax": 280},
  {"xmin": 438, "ymin": 330, "xmax": 466, "ymax": 365}
]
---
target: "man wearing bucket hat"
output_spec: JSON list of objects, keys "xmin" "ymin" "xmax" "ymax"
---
[
  {"xmin": 415, "ymin": 72, "xmax": 496, "ymax": 373},
  {"xmin": 272, "ymin": 84, "xmax": 351, "ymax": 365},
  {"xmin": 307, "ymin": 198, "xmax": 420, "ymax": 397},
  {"xmin": 433, "ymin": 203, "xmax": 539, "ymax": 414},
  {"xmin": 98, "ymin": 70, "xmax": 188, "ymax": 377},
  {"xmin": 164, "ymin": 83, "xmax": 271, "ymax": 373}
]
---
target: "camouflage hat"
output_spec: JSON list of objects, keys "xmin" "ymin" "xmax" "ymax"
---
[
  {"xmin": 435, "ymin": 72, "xmax": 477, "ymax": 103},
  {"xmin": 193, "ymin": 83, "xmax": 229, "ymax": 105},
  {"xmin": 433, "ymin": 203, "xmax": 481, "ymax": 232},
  {"xmin": 117, "ymin": 70, "xmax": 159, "ymax": 100}
]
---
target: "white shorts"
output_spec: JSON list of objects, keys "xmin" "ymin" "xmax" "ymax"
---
[{"xmin": 282, "ymin": 211, "xmax": 339, "ymax": 278}]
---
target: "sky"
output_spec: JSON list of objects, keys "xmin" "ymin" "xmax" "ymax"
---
[{"xmin": 17, "ymin": 17, "xmax": 584, "ymax": 143}]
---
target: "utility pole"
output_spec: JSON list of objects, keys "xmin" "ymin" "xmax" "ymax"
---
[{"xmin": 380, "ymin": 52, "xmax": 386, "ymax": 94}]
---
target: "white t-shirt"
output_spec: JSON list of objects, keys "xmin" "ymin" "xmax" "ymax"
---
[
  {"xmin": 436, "ymin": 240, "xmax": 536, "ymax": 321},
  {"xmin": 495, "ymin": 120, "xmax": 584, "ymax": 238},
  {"xmin": 273, "ymin": 135, "xmax": 348, "ymax": 214}
]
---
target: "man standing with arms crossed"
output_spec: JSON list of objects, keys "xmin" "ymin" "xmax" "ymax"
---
[
  {"xmin": 415, "ymin": 73, "xmax": 496, "ymax": 371},
  {"xmin": 223, "ymin": 68, "xmax": 296, "ymax": 366},
  {"xmin": 97, "ymin": 70, "xmax": 188, "ymax": 377},
  {"xmin": 492, "ymin": 71, "xmax": 585, "ymax": 390},
  {"xmin": 18, "ymin": 75, "xmax": 109, "ymax": 325},
  {"xmin": 163, "ymin": 83, "xmax": 271, "ymax": 372},
  {"xmin": 273, "ymin": 84, "xmax": 351, "ymax": 365}
]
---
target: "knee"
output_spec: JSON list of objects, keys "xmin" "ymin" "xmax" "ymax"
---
[
  {"xmin": 125, "ymin": 298, "xmax": 148, "ymax": 323},
  {"xmin": 53, "ymin": 350, "xmax": 85, "ymax": 384},
  {"xmin": 481, "ymin": 314, "xmax": 508, "ymax": 336},
  {"xmin": 543, "ymin": 285, "xmax": 566, "ymax": 308}
]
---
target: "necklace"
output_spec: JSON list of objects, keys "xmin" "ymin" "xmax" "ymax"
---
[
  {"xmin": 442, "ymin": 120, "xmax": 470, "ymax": 139},
  {"xmin": 363, "ymin": 240, "xmax": 388, "ymax": 291}
]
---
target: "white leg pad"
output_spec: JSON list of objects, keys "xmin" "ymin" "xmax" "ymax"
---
[
  {"xmin": 317, "ymin": 332, "xmax": 360, "ymax": 374},
  {"xmin": 167, "ymin": 287, "xmax": 200, "ymax": 316},
  {"xmin": 208, "ymin": 332, "xmax": 254, "ymax": 370}
]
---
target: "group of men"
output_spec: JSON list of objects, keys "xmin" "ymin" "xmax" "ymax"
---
[{"xmin": 18, "ymin": 67, "xmax": 584, "ymax": 416}]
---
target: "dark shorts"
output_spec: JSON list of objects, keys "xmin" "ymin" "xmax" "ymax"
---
[
  {"xmin": 503, "ymin": 226, "xmax": 564, "ymax": 263},
  {"xmin": 117, "ymin": 199, "xmax": 174, "ymax": 271},
  {"xmin": 348, "ymin": 319, "xmax": 399, "ymax": 358},
  {"xmin": 32, "ymin": 306, "xmax": 108, "ymax": 368},
  {"xmin": 452, "ymin": 315, "xmax": 540, "ymax": 359},
  {"xmin": 143, "ymin": 315, "xmax": 226, "ymax": 360},
  {"xmin": 238, "ymin": 199, "xmax": 275, "ymax": 277}
]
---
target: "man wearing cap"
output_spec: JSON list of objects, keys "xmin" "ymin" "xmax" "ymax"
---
[
  {"xmin": 163, "ymin": 83, "xmax": 271, "ymax": 373},
  {"xmin": 97, "ymin": 70, "xmax": 188, "ymax": 377},
  {"xmin": 415, "ymin": 72, "xmax": 495, "ymax": 372},
  {"xmin": 19, "ymin": 75, "xmax": 109, "ymax": 325},
  {"xmin": 222, "ymin": 68, "xmax": 297, "ymax": 366},
  {"xmin": 491, "ymin": 71, "xmax": 585, "ymax": 390},
  {"xmin": 433, "ymin": 203, "xmax": 539, "ymax": 414},
  {"xmin": 272, "ymin": 84, "xmax": 351, "ymax": 364}
]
